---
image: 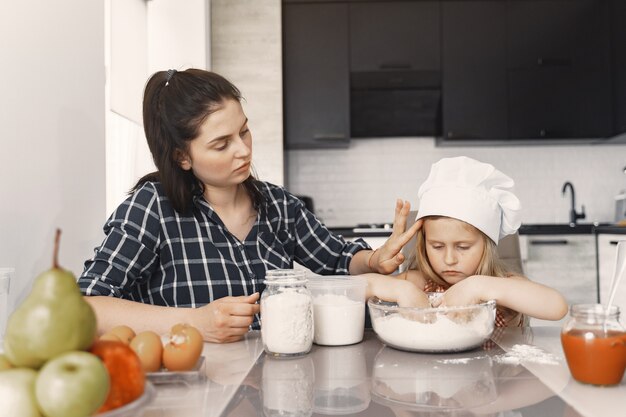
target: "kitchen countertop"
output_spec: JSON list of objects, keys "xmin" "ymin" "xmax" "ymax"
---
[{"xmin": 140, "ymin": 327, "xmax": 626, "ymax": 417}]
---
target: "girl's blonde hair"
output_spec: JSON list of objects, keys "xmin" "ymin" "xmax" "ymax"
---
[{"xmin": 414, "ymin": 216, "xmax": 510, "ymax": 287}]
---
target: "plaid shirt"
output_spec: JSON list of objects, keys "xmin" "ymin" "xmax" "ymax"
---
[{"xmin": 78, "ymin": 181, "xmax": 369, "ymax": 328}]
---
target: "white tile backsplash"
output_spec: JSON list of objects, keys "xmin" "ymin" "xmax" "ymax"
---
[{"xmin": 287, "ymin": 138, "xmax": 626, "ymax": 227}]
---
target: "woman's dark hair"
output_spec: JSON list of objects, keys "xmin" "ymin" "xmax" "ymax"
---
[{"xmin": 132, "ymin": 68, "xmax": 264, "ymax": 214}]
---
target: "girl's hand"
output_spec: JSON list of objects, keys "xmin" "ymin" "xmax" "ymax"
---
[
  {"xmin": 370, "ymin": 199, "xmax": 423, "ymax": 274},
  {"xmin": 396, "ymin": 285, "xmax": 431, "ymax": 309},
  {"xmin": 434, "ymin": 276, "xmax": 487, "ymax": 307},
  {"xmin": 195, "ymin": 293, "xmax": 260, "ymax": 343}
]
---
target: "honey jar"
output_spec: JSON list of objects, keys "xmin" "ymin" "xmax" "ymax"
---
[{"xmin": 561, "ymin": 304, "xmax": 626, "ymax": 385}]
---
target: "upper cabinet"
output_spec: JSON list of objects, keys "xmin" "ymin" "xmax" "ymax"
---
[
  {"xmin": 443, "ymin": 0, "xmax": 612, "ymax": 141},
  {"xmin": 611, "ymin": 0, "xmax": 626, "ymax": 136},
  {"xmin": 442, "ymin": 1, "xmax": 508, "ymax": 140},
  {"xmin": 283, "ymin": 0, "xmax": 623, "ymax": 147},
  {"xmin": 283, "ymin": 3, "xmax": 350, "ymax": 149},
  {"xmin": 505, "ymin": 0, "xmax": 611, "ymax": 139},
  {"xmin": 349, "ymin": 1, "xmax": 440, "ymax": 72}
]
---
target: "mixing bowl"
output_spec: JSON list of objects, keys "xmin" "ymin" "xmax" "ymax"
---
[{"xmin": 368, "ymin": 294, "xmax": 496, "ymax": 353}]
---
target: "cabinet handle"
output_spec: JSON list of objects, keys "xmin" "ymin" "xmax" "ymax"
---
[
  {"xmin": 610, "ymin": 241, "xmax": 621, "ymax": 245},
  {"xmin": 446, "ymin": 131, "xmax": 486, "ymax": 140},
  {"xmin": 379, "ymin": 62, "xmax": 411, "ymax": 70},
  {"xmin": 312, "ymin": 133, "xmax": 349, "ymax": 142},
  {"xmin": 530, "ymin": 239, "xmax": 568, "ymax": 245},
  {"xmin": 536, "ymin": 57, "xmax": 571, "ymax": 67}
]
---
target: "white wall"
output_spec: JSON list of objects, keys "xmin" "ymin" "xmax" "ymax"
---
[
  {"xmin": 106, "ymin": 0, "xmax": 210, "ymax": 215},
  {"xmin": 211, "ymin": 0, "xmax": 284, "ymax": 186},
  {"xmin": 0, "ymin": 1, "xmax": 106, "ymax": 309},
  {"xmin": 287, "ymin": 139, "xmax": 626, "ymax": 227}
]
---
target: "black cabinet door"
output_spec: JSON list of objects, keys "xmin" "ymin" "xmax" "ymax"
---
[
  {"xmin": 283, "ymin": 3, "xmax": 350, "ymax": 149},
  {"xmin": 442, "ymin": 1, "xmax": 507, "ymax": 140},
  {"xmin": 349, "ymin": 1, "xmax": 440, "ymax": 72},
  {"xmin": 506, "ymin": 0, "xmax": 612, "ymax": 139},
  {"xmin": 612, "ymin": 0, "xmax": 626, "ymax": 135}
]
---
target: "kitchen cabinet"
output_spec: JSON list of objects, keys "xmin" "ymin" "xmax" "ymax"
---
[
  {"xmin": 283, "ymin": 0, "xmax": 618, "ymax": 145},
  {"xmin": 442, "ymin": 1, "xmax": 507, "ymax": 140},
  {"xmin": 519, "ymin": 234, "xmax": 597, "ymax": 306},
  {"xmin": 611, "ymin": 0, "xmax": 626, "ymax": 135},
  {"xmin": 598, "ymin": 234, "xmax": 626, "ymax": 312},
  {"xmin": 349, "ymin": 1, "xmax": 440, "ymax": 72},
  {"xmin": 442, "ymin": 0, "xmax": 612, "ymax": 141},
  {"xmin": 283, "ymin": 3, "xmax": 350, "ymax": 149},
  {"xmin": 506, "ymin": 0, "xmax": 612, "ymax": 139}
]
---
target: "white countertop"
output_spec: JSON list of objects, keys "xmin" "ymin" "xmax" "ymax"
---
[{"xmin": 140, "ymin": 326, "xmax": 626, "ymax": 417}]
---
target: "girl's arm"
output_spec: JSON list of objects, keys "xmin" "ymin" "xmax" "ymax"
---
[
  {"xmin": 359, "ymin": 273, "xmax": 430, "ymax": 308},
  {"xmin": 438, "ymin": 275, "xmax": 568, "ymax": 321}
]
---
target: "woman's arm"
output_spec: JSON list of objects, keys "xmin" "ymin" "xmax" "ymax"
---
[
  {"xmin": 352, "ymin": 199, "xmax": 423, "ymax": 275},
  {"xmin": 85, "ymin": 293, "xmax": 260, "ymax": 344},
  {"xmin": 439, "ymin": 275, "xmax": 568, "ymax": 321}
]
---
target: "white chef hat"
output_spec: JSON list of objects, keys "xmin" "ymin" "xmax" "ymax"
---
[{"xmin": 416, "ymin": 156, "xmax": 522, "ymax": 244}]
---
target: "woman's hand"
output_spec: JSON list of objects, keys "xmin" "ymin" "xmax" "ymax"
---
[
  {"xmin": 194, "ymin": 293, "xmax": 260, "ymax": 343},
  {"xmin": 370, "ymin": 199, "xmax": 423, "ymax": 274}
]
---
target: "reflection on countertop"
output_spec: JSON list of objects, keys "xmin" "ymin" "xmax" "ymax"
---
[
  {"xmin": 222, "ymin": 330, "xmax": 584, "ymax": 417},
  {"xmin": 140, "ymin": 328, "xmax": 626, "ymax": 417}
]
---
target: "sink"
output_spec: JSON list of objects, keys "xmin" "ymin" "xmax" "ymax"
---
[{"xmin": 519, "ymin": 223, "xmax": 612, "ymax": 235}]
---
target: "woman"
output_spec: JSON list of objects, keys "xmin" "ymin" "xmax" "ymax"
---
[{"xmin": 78, "ymin": 69, "xmax": 421, "ymax": 343}]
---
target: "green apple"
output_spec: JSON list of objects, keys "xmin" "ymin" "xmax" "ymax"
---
[
  {"xmin": 35, "ymin": 351, "xmax": 109, "ymax": 417},
  {"xmin": 0, "ymin": 368, "xmax": 43, "ymax": 417}
]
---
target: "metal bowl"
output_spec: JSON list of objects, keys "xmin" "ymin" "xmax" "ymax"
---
[{"xmin": 368, "ymin": 294, "xmax": 496, "ymax": 353}]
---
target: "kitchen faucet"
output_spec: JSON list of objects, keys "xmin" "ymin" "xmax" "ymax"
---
[{"xmin": 561, "ymin": 181, "xmax": 586, "ymax": 225}]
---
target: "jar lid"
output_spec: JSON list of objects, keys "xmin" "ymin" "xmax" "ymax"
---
[
  {"xmin": 264, "ymin": 269, "xmax": 307, "ymax": 285},
  {"xmin": 306, "ymin": 276, "xmax": 367, "ymax": 289},
  {"xmin": 570, "ymin": 303, "xmax": 620, "ymax": 318}
]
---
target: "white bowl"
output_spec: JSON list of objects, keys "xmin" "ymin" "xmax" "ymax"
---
[{"xmin": 368, "ymin": 295, "xmax": 496, "ymax": 353}]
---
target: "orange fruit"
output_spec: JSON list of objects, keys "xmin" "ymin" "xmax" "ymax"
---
[{"xmin": 90, "ymin": 340, "xmax": 145, "ymax": 412}]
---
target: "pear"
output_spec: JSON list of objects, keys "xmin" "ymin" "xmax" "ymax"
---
[{"xmin": 3, "ymin": 229, "xmax": 97, "ymax": 368}]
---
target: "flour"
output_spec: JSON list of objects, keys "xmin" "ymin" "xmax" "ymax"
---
[
  {"xmin": 493, "ymin": 344, "xmax": 560, "ymax": 365},
  {"xmin": 261, "ymin": 290, "xmax": 313, "ymax": 355},
  {"xmin": 372, "ymin": 308, "xmax": 493, "ymax": 351},
  {"xmin": 262, "ymin": 355, "xmax": 314, "ymax": 414},
  {"xmin": 313, "ymin": 293, "xmax": 365, "ymax": 346}
]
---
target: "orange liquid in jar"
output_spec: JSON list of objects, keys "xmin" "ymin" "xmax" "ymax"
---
[{"xmin": 561, "ymin": 329, "xmax": 626, "ymax": 385}]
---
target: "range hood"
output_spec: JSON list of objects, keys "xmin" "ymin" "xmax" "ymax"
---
[{"xmin": 350, "ymin": 70, "xmax": 442, "ymax": 138}]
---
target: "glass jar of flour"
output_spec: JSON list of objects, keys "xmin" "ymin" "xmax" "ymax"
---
[{"xmin": 261, "ymin": 269, "xmax": 313, "ymax": 357}]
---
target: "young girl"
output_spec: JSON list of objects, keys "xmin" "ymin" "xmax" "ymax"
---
[{"xmin": 395, "ymin": 156, "xmax": 568, "ymax": 326}]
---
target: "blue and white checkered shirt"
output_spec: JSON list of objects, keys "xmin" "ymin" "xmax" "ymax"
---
[{"xmin": 78, "ymin": 181, "xmax": 369, "ymax": 328}]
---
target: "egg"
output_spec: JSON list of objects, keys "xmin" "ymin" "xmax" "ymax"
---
[
  {"xmin": 109, "ymin": 325, "xmax": 136, "ymax": 345},
  {"xmin": 130, "ymin": 331, "xmax": 163, "ymax": 372},
  {"xmin": 100, "ymin": 332, "xmax": 122, "ymax": 342},
  {"xmin": 162, "ymin": 323, "xmax": 203, "ymax": 371}
]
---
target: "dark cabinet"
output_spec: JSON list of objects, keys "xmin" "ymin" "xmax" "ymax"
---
[
  {"xmin": 442, "ymin": 1, "xmax": 507, "ymax": 140},
  {"xmin": 611, "ymin": 0, "xmax": 626, "ymax": 135},
  {"xmin": 442, "ymin": 0, "xmax": 612, "ymax": 141},
  {"xmin": 283, "ymin": 0, "xmax": 619, "ymax": 146},
  {"xmin": 349, "ymin": 1, "xmax": 440, "ymax": 72},
  {"xmin": 506, "ymin": 0, "xmax": 612, "ymax": 139},
  {"xmin": 283, "ymin": 3, "xmax": 350, "ymax": 149}
]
